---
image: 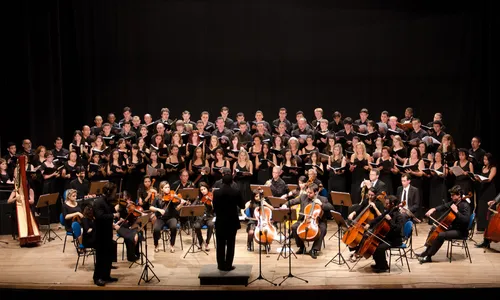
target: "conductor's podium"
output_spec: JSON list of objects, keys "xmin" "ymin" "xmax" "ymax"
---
[{"xmin": 198, "ymin": 264, "xmax": 252, "ymax": 285}]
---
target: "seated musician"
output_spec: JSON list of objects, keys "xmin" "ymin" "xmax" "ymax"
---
[
  {"xmin": 69, "ymin": 166, "xmax": 94, "ymax": 199},
  {"xmin": 417, "ymin": 185, "xmax": 471, "ymax": 263},
  {"xmin": 62, "ymin": 188, "xmax": 84, "ymax": 232},
  {"xmin": 267, "ymin": 166, "xmax": 289, "ymax": 198},
  {"xmin": 113, "ymin": 190, "xmax": 142, "ymax": 262},
  {"xmin": 243, "ymin": 188, "xmax": 274, "ymax": 251},
  {"xmin": 281, "ymin": 183, "xmax": 329, "ymax": 259},
  {"xmin": 363, "ymin": 195, "xmax": 404, "ymax": 273},
  {"xmin": 346, "ymin": 187, "xmax": 384, "ymax": 260},
  {"xmin": 191, "ymin": 182, "xmax": 215, "ymax": 251},
  {"xmin": 150, "ymin": 181, "xmax": 188, "ymax": 253},
  {"xmin": 306, "ymin": 168, "xmax": 324, "ymax": 193},
  {"xmin": 81, "ymin": 205, "xmax": 97, "ymax": 249},
  {"xmin": 476, "ymin": 192, "xmax": 500, "ymax": 248}
]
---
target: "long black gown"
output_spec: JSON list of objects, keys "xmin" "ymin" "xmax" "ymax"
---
[{"xmin": 476, "ymin": 168, "xmax": 496, "ymax": 231}]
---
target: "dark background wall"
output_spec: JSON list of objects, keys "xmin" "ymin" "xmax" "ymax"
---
[{"xmin": 5, "ymin": 0, "xmax": 498, "ymax": 159}]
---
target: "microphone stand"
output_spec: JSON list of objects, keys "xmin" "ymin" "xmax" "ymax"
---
[{"xmin": 277, "ymin": 195, "xmax": 308, "ymax": 286}]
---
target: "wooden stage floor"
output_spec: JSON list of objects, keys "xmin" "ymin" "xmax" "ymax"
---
[{"xmin": 1, "ymin": 221, "xmax": 499, "ymax": 298}]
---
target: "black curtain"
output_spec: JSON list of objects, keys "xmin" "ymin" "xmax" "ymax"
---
[{"xmin": 6, "ymin": 0, "xmax": 498, "ymax": 160}]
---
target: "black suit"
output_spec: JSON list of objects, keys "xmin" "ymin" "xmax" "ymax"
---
[
  {"xmin": 372, "ymin": 180, "xmax": 387, "ymax": 195},
  {"xmin": 396, "ymin": 185, "xmax": 420, "ymax": 218},
  {"xmin": 93, "ymin": 196, "xmax": 116, "ymax": 282},
  {"xmin": 213, "ymin": 181, "xmax": 243, "ymax": 270}
]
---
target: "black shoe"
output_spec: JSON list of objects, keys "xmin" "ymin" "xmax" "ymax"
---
[
  {"xmin": 418, "ymin": 256, "xmax": 432, "ymax": 264},
  {"xmin": 476, "ymin": 241, "xmax": 490, "ymax": 248},
  {"xmin": 415, "ymin": 251, "xmax": 428, "ymax": 258},
  {"xmin": 309, "ymin": 249, "xmax": 318, "ymax": 259},
  {"xmin": 370, "ymin": 264, "xmax": 378, "ymax": 269},
  {"xmin": 111, "ymin": 266, "xmax": 118, "ymax": 269},
  {"xmin": 296, "ymin": 248, "xmax": 306, "ymax": 254},
  {"xmin": 373, "ymin": 267, "xmax": 389, "ymax": 273},
  {"xmin": 94, "ymin": 279, "xmax": 106, "ymax": 286},
  {"xmin": 224, "ymin": 266, "xmax": 236, "ymax": 271},
  {"xmin": 103, "ymin": 277, "xmax": 118, "ymax": 282}
]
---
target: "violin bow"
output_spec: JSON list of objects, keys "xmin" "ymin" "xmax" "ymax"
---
[{"xmin": 428, "ymin": 215, "xmax": 449, "ymax": 230}]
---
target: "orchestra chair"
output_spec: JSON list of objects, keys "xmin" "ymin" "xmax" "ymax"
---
[
  {"xmin": 161, "ymin": 221, "xmax": 183, "ymax": 252},
  {"xmin": 72, "ymin": 221, "xmax": 96, "ymax": 272},
  {"xmin": 446, "ymin": 213, "xmax": 475, "ymax": 264},
  {"xmin": 388, "ymin": 220, "xmax": 413, "ymax": 273},
  {"xmin": 114, "ymin": 233, "xmax": 125, "ymax": 261},
  {"xmin": 60, "ymin": 213, "xmax": 74, "ymax": 253}
]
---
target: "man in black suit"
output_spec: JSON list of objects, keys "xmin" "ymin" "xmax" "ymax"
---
[
  {"xmin": 93, "ymin": 182, "xmax": 120, "ymax": 286},
  {"xmin": 396, "ymin": 174, "xmax": 420, "ymax": 221},
  {"xmin": 212, "ymin": 173, "xmax": 244, "ymax": 271},
  {"xmin": 281, "ymin": 183, "xmax": 332, "ymax": 259},
  {"xmin": 361, "ymin": 169, "xmax": 387, "ymax": 195}
]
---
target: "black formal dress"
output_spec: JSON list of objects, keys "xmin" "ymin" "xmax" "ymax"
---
[
  {"xmin": 213, "ymin": 181, "xmax": 243, "ymax": 271},
  {"xmin": 476, "ymin": 169, "xmax": 496, "ymax": 231}
]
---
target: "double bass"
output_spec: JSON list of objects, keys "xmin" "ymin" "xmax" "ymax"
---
[
  {"xmin": 253, "ymin": 196, "xmax": 277, "ymax": 245},
  {"xmin": 14, "ymin": 156, "xmax": 41, "ymax": 246},
  {"xmin": 484, "ymin": 201, "xmax": 500, "ymax": 243}
]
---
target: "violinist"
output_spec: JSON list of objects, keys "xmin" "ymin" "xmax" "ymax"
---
[
  {"xmin": 191, "ymin": 182, "xmax": 215, "ymax": 251},
  {"xmin": 243, "ymin": 188, "xmax": 274, "ymax": 251},
  {"xmin": 363, "ymin": 196, "xmax": 404, "ymax": 273},
  {"xmin": 114, "ymin": 190, "xmax": 142, "ymax": 262},
  {"xmin": 150, "ymin": 181, "xmax": 188, "ymax": 253},
  {"xmin": 281, "ymin": 183, "xmax": 329, "ymax": 259},
  {"xmin": 417, "ymin": 185, "xmax": 471, "ymax": 264}
]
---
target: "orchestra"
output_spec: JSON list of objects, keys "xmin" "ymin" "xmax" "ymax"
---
[{"xmin": 1, "ymin": 105, "xmax": 498, "ymax": 278}]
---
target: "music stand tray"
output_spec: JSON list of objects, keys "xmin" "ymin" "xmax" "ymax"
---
[
  {"xmin": 89, "ymin": 181, "xmax": 108, "ymax": 195},
  {"xmin": 180, "ymin": 205, "xmax": 208, "ymax": 258},
  {"xmin": 287, "ymin": 184, "xmax": 298, "ymax": 192},
  {"xmin": 330, "ymin": 191, "xmax": 352, "ymax": 208},
  {"xmin": 267, "ymin": 196, "xmax": 288, "ymax": 208},
  {"xmin": 250, "ymin": 185, "xmax": 272, "ymax": 197},
  {"xmin": 36, "ymin": 193, "xmax": 61, "ymax": 243},
  {"xmin": 179, "ymin": 188, "xmax": 199, "ymax": 201}
]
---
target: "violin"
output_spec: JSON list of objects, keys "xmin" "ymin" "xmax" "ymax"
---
[
  {"xmin": 163, "ymin": 191, "xmax": 183, "ymax": 203},
  {"xmin": 201, "ymin": 192, "xmax": 213, "ymax": 206}
]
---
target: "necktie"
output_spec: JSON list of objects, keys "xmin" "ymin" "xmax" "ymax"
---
[{"xmin": 403, "ymin": 189, "xmax": 407, "ymax": 204}]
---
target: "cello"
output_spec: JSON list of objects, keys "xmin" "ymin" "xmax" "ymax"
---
[
  {"xmin": 253, "ymin": 195, "xmax": 277, "ymax": 245},
  {"xmin": 14, "ymin": 155, "xmax": 41, "ymax": 246},
  {"xmin": 425, "ymin": 194, "xmax": 467, "ymax": 247},
  {"xmin": 484, "ymin": 201, "xmax": 500, "ymax": 243},
  {"xmin": 297, "ymin": 198, "xmax": 323, "ymax": 241}
]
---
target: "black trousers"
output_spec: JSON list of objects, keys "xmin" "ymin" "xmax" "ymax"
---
[
  {"xmin": 373, "ymin": 243, "xmax": 393, "ymax": 268},
  {"xmin": 193, "ymin": 217, "xmax": 214, "ymax": 246},
  {"xmin": 153, "ymin": 218, "xmax": 177, "ymax": 247},
  {"xmin": 215, "ymin": 229, "xmax": 237, "ymax": 269},
  {"xmin": 117, "ymin": 227, "xmax": 139, "ymax": 260},
  {"xmin": 93, "ymin": 242, "xmax": 113, "ymax": 281},
  {"xmin": 292, "ymin": 221, "xmax": 327, "ymax": 251},
  {"xmin": 424, "ymin": 229, "xmax": 465, "ymax": 257}
]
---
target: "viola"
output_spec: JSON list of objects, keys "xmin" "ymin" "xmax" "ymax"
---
[
  {"xmin": 201, "ymin": 192, "xmax": 213, "ymax": 206},
  {"xmin": 297, "ymin": 200, "xmax": 323, "ymax": 241},
  {"xmin": 254, "ymin": 200, "xmax": 277, "ymax": 245},
  {"xmin": 484, "ymin": 202, "xmax": 500, "ymax": 243}
]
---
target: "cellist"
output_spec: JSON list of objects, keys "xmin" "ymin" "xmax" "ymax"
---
[
  {"xmin": 417, "ymin": 185, "xmax": 471, "ymax": 263},
  {"xmin": 243, "ymin": 188, "xmax": 274, "ymax": 251},
  {"xmin": 363, "ymin": 196, "xmax": 404, "ymax": 273},
  {"xmin": 281, "ymin": 183, "xmax": 330, "ymax": 259},
  {"xmin": 476, "ymin": 192, "xmax": 500, "ymax": 249}
]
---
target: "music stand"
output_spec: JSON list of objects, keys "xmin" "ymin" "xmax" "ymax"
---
[
  {"xmin": 89, "ymin": 180, "xmax": 108, "ymax": 195},
  {"xmin": 325, "ymin": 211, "xmax": 350, "ymax": 270},
  {"xmin": 129, "ymin": 214, "xmax": 155, "ymax": 268},
  {"xmin": 179, "ymin": 188, "xmax": 199, "ymax": 202},
  {"xmin": 267, "ymin": 196, "xmax": 288, "ymax": 208},
  {"xmin": 273, "ymin": 208, "xmax": 297, "ymax": 259},
  {"xmin": 250, "ymin": 185, "xmax": 272, "ymax": 197},
  {"xmin": 36, "ymin": 193, "xmax": 61, "ymax": 243},
  {"xmin": 180, "ymin": 205, "xmax": 208, "ymax": 258},
  {"xmin": 329, "ymin": 192, "xmax": 352, "ymax": 240},
  {"xmin": 136, "ymin": 213, "xmax": 160, "ymax": 285},
  {"xmin": 287, "ymin": 184, "xmax": 298, "ymax": 192}
]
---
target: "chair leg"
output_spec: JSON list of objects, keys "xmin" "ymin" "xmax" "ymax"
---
[
  {"xmin": 403, "ymin": 249, "xmax": 411, "ymax": 272},
  {"xmin": 449, "ymin": 241, "xmax": 453, "ymax": 263},
  {"xmin": 388, "ymin": 249, "xmax": 392, "ymax": 273},
  {"xmin": 162, "ymin": 231, "xmax": 167, "ymax": 252},
  {"xmin": 465, "ymin": 241, "xmax": 472, "ymax": 263},
  {"xmin": 446, "ymin": 241, "xmax": 450, "ymax": 259},
  {"xmin": 75, "ymin": 255, "xmax": 80, "ymax": 272},
  {"xmin": 82, "ymin": 252, "xmax": 86, "ymax": 266},
  {"xmin": 63, "ymin": 235, "xmax": 67, "ymax": 253},
  {"xmin": 122, "ymin": 242, "xmax": 125, "ymax": 261},
  {"xmin": 179, "ymin": 229, "xmax": 183, "ymax": 250},
  {"xmin": 413, "ymin": 223, "xmax": 418, "ymax": 236}
]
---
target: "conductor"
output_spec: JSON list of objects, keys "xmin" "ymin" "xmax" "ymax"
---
[
  {"xmin": 93, "ymin": 182, "xmax": 120, "ymax": 286},
  {"xmin": 213, "ymin": 172, "xmax": 243, "ymax": 271}
]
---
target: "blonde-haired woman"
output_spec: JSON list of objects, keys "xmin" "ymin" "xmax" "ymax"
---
[
  {"xmin": 349, "ymin": 142, "xmax": 372, "ymax": 204},
  {"xmin": 233, "ymin": 147, "xmax": 253, "ymax": 204}
]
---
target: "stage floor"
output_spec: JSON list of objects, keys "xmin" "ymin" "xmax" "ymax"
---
[{"xmin": 1, "ymin": 221, "xmax": 499, "ymax": 293}]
